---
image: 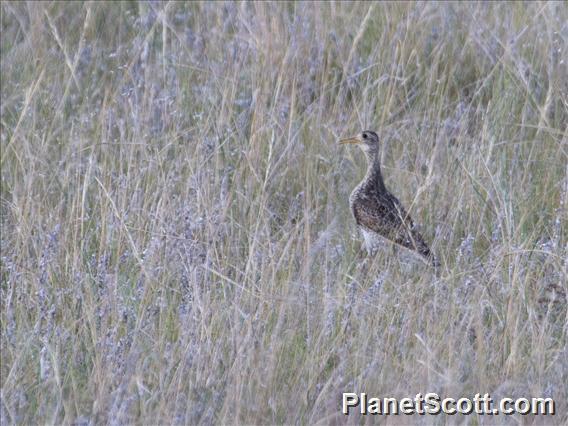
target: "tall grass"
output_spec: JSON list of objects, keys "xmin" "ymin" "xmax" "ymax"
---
[{"xmin": 1, "ymin": 2, "xmax": 566, "ymax": 424}]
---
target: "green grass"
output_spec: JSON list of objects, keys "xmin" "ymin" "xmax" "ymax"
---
[{"xmin": 1, "ymin": 1, "xmax": 567, "ymax": 424}]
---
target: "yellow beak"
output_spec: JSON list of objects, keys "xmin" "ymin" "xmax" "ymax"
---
[{"xmin": 339, "ymin": 136, "xmax": 361, "ymax": 145}]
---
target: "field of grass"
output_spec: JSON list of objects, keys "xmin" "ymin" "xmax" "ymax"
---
[{"xmin": 1, "ymin": 2, "xmax": 567, "ymax": 424}]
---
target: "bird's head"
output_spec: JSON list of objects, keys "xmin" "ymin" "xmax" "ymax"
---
[{"xmin": 339, "ymin": 130, "xmax": 380, "ymax": 156}]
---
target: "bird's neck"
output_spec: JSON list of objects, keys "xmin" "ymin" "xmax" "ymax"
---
[{"xmin": 364, "ymin": 150, "xmax": 386, "ymax": 192}]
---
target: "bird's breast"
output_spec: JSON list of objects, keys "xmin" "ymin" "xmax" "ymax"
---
[{"xmin": 348, "ymin": 181, "xmax": 366, "ymax": 208}]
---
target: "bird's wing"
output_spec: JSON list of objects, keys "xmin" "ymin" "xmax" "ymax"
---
[
  {"xmin": 352, "ymin": 194, "xmax": 401, "ymax": 240},
  {"xmin": 389, "ymin": 195, "xmax": 434, "ymax": 259},
  {"xmin": 353, "ymin": 193, "xmax": 434, "ymax": 260}
]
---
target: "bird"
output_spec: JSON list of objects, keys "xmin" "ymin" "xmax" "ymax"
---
[{"xmin": 339, "ymin": 130, "xmax": 439, "ymax": 268}]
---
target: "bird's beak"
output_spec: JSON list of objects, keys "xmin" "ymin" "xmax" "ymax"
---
[{"xmin": 339, "ymin": 135, "xmax": 361, "ymax": 145}]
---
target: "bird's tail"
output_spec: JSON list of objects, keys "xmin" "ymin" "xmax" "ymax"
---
[
  {"xmin": 420, "ymin": 247, "xmax": 440, "ymax": 269},
  {"xmin": 412, "ymin": 232, "xmax": 440, "ymax": 270},
  {"xmin": 397, "ymin": 226, "xmax": 440, "ymax": 271}
]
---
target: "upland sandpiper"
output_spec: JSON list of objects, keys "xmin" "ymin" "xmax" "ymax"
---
[{"xmin": 340, "ymin": 130, "xmax": 439, "ymax": 267}]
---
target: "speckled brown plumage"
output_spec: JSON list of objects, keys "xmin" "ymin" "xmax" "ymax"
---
[{"xmin": 340, "ymin": 130, "xmax": 438, "ymax": 267}]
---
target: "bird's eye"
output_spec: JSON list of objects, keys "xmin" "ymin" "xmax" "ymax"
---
[{"xmin": 362, "ymin": 133, "xmax": 368, "ymax": 139}]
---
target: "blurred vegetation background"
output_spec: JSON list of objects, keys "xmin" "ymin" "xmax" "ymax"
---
[{"xmin": 1, "ymin": 1, "xmax": 566, "ymax": 424}]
